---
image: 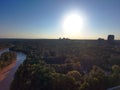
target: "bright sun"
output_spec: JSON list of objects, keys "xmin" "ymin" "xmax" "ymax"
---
[{"xmin": 63, "ymin": 13, "xmax": 84, "ymax": 36}]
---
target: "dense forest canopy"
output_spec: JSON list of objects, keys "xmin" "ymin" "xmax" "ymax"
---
[
  {"xmin": 1, "ymin": 39, "xmax": 120, "ymax": 90},
  {"xmin": 0, "ymin": 51, "xmax": 16, "ymax": 70}
]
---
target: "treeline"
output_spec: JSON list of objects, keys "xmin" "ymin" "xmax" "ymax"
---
[
  {"xmin": 0, "ymin": 43, "xmax": 10, "ymax": 50},
  {"xmin": 0, "ymin": 51, "xmax": 16, "ymax": 70},
  {"xmin": 10, "ymin": 56, "xmax": 120, "ymax": 90},
  {"xmin": 9, "ymin": 39, "xmax": 120, "ymax": 90}
]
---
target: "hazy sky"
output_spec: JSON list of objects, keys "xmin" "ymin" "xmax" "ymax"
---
[{"xmin": 0, "ymin": 0, "xmax": 120, "ymax": 39}]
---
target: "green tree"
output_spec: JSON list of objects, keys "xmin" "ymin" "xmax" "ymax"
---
[
  {"xmin": 67, "ymin": 70, "xmax": 81, "ymax": 81},
  {"xmin": 52, "ymin": 73, "xmax": 79, "ymax": 90},
  {"xmin": 109, "ymin": 65, "xmax": 120, "ymax": 87}
]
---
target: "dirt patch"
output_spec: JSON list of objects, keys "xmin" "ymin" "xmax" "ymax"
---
[{"xmin": 0, "ymin": 60, "xmax": 16, "ymax": 82}]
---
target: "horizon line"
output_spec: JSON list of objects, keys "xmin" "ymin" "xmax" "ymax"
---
[{"xmin": 0, "ymin": 37, "xmax": 120, "ymax": 40}]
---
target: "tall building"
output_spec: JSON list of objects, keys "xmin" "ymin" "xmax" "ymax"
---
[{"xmin": 107, "ymin": 35, "xmax": 115, "ymax": 43}]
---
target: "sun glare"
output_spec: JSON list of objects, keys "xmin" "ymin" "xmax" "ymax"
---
[{"xmin": 63, "ymin": 13, "xmax": 84, "ymax": 36}]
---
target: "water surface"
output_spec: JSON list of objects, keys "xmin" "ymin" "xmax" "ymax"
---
[{"xmin": 0, "ymin": 49, "xmax": 26, "ymax": 90}]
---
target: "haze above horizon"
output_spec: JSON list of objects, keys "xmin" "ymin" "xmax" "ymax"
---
[{"xmin": 0, "ymin": 0, "xmax": 120, "ymax": 39}]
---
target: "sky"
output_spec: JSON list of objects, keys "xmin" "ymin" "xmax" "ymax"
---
[{"xmin": 0, "ymin": 0, "xmax": 120, "ymax": 39}]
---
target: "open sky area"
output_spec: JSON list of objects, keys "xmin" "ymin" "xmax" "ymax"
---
[{"xmin": 0, "ymin": 0, "xmax": 120, "ymax": 39}]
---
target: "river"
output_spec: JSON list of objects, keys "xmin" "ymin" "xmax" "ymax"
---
[{"xmin": 0, "ymin": 48, "xmax": 26, "ymax": 90}]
